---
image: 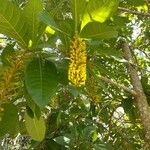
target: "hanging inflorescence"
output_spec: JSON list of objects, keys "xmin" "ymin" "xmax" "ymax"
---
[{"xmin": 68, "ymin": 34, "xmax": 87, "ymax": 86}]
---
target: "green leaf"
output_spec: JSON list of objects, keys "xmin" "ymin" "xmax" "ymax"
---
[
  {"xmin": 0, "ymin": 103, "xmax": 19, "ymax": 137},
  {"xmin": 0, "ymin": 0, "xmax": 29, "ymax": 48},
  {"xmin": 23, "ymin": 0, "xmax": 45, "ymax": 47},
  {"xmin": 70, "ymin": 0, "xmax": 88, "ymax": 32},
  {"xmin": 80, "ymin": 22, "xmax": 118, "ymax": 39},
  {"xmin": 38, "ymin": 11, "xmax": 69, "ymax": 36},
  {"xmin": 25, "ymin": 57, "xmax": 58, "ymax": 107},
  {"xmin": 24, "ymin": 111, "xmax": 46, "ymax": 141},
  {"xmin": 81, "ymin": 0, "xmax": 118, "ymax": 29},
  {"xmin": 54, "ymin": 136, "xmax": 71, "ymax": 146},
  {"xmin": 26, "ymin": 98, "xmax": 41, "ymax": 119}
]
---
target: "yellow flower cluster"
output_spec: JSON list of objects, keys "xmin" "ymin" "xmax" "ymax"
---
[{"xmin": 68, "ymin": 34, "xmax": 87, "ymax": 86}]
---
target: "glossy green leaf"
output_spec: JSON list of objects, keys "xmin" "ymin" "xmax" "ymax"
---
[
  {"xmin": 80, "ymin": 22, "xmax": 118, "ymax": 39},
  {"xmin": 24, "ymin": 111, "xmax": 46, "ymax": 141},
  {"xmin": 0, "ymin": 0, "xmax": 29, "ymax": 48},
  {"xmin": 81, "ymin": 0, "xmax": 118, "ymax": 29},
  {"xmin": 0, "ymin": 103, "xmax": 19, "ymax": 137},
  {"xmin": 25, "ymin": 57, "xmax": 58, "ymax": 107}
]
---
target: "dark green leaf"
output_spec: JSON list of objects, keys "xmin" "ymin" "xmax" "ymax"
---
[{"xmin": 25, "ymin": 57, "xmax": 58, "ymax": 107}]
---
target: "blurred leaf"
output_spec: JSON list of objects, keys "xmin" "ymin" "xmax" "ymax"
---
[
  {"xmin": 87, "ymin": 41, "xmax": 122, "ymax": 58},
  {"xmin": 54, "ymin": 136, "xmax": 71, "ymax": 146},
  {"xmin": 141, "ymin": 76, "xmax": 148, "ymax": 87},
  {"xmin": 94, "ymin": 143, "xmax": 113, "ymax": 150},
  {"xmin": 42, "ymin": 139, "xmax": 66, "ymax": 150},
  {"xmin": 68, "ymin": 85, "xmax": 81, "ymax": 97},
  {"xmin": 24, "ymin": 111, "xmax": 46, "ymax": 141},
  {"xmin": 122, "ymin": 98, "xmax": 137, "ymax": 122},
  {"xmin": 113, "ymin": 16, "xmax": 130, "ymax": 28},
  {"xmin": 1, "ymin": 44, "xmax": 15, "ymax": 66},
  {"xmin": 92, "ymin": 130, "xmax": 98, "ymax": 142},
  {"xmin": 0, "ymin": 103, "xmax": 19, "ymax": 137},
  {"xmin": 57, "ymin": 61, "xmax": 69, "ymax": 85},
  {"xmin": 26, "ymin": 94, "xmax": 41, "ymax": 119},
  {"xmin": 26, "ymin": 105, "xmax": 34, "ymax": 118},
  {"xmin": 46, "ymin": 111, "xmax": 61, "ymax": 136},
  {"xmin": 126, "ymin": 0, "xmax": 145, "ymax": 6},
  {"xmin": 25, "ymin": 57, "xmax": 58, "ymax": 107},
  {"xmin": 82, "ymin": 125, "xmax": 96, "ymax": 138}
]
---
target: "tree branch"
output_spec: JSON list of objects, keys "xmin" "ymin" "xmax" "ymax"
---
[
  {"xmin": 100, "ymin": 76, "xmax": 137, "ymax": 96},
  {"xmin": 122, "ymin": 41, "xmax": 150, "ymax": 145},
  {"xmin": 118, "ymin": 7, "xmax": 150, "ymax": 17}
]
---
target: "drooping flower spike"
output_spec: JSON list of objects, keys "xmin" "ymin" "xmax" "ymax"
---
[{"xmin": 68, "ymin": 34, "xmax": 87, "ymax": 86}]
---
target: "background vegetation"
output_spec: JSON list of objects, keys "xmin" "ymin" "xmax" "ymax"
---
[{"xmin": 0, "ymin": 0, "xmax": 150, "ymax": 149}]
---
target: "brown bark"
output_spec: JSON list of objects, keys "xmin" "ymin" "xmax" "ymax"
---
[{"xmin": 122, "ymin": 42, "xmax": 150, "ymax": 144}]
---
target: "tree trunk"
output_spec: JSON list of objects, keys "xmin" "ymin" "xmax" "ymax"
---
[{"xmin": 122, "ymin": 41, "xmax": 150, "ymax": 144}]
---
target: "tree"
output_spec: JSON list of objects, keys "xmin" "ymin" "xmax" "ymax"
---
[{"xmin": 0, "ymin": 0, "xmax": 150, "ymax": 149}]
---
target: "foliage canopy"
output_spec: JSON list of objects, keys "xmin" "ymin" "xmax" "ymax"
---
[{"xmin": 0, "ymin": 0, "xmax": 150, "ymax": 149}]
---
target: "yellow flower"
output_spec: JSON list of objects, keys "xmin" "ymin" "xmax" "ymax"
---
[{"xmin": 68, "ymin": 34, "xmax": 87, "ymax": 86}]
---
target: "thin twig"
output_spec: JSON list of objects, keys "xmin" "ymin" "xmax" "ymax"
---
[
  {"xmin": 100, "ymin": 76, "xmax": 137, "ymax": 96},
  {"xmin": 118, "ymin": 7, "xmax": 150, "ymax": 17}
]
